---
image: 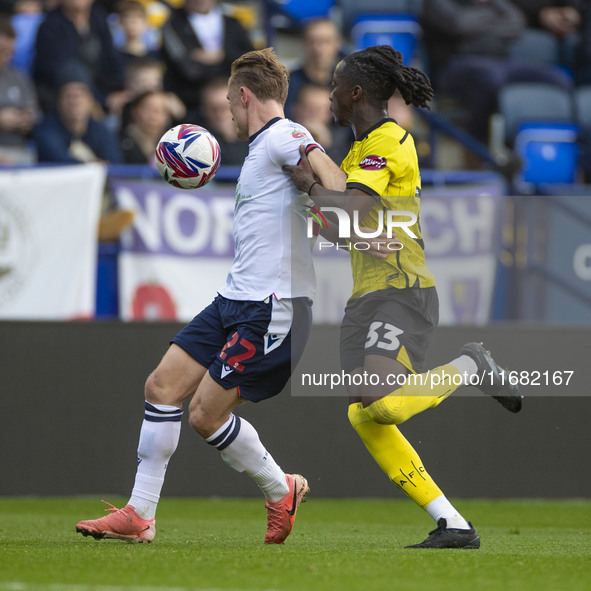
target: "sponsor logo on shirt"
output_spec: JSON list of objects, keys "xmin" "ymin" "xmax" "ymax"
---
[
  {"xmin": 291, "ymin": 129, "xmax": 306, "ymax": 139},
  {"xmin": 359, "ymin": 155, "xmax": 387, "ymax": 170}
]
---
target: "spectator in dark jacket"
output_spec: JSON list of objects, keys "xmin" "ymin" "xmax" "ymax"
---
[
  {"xmin": 34, "ymin": 62, "xmax": 122, "ymax": 164},
  {"xmin": 422, "ymin": 0, "xmax": 572, "ymax": 143},
  {"xmin": 32, "ymin": 0, "xmax": 125, "ymax": 112},
  {"xmin": 513, "ymin": 0, "xmax": 583, "ymax": 36},
  {"xmin": 513, "ymin": 0, "xmax": 590, "ymax": 83},
  {"xmin": 576, "ymin": 3, "xmax": 591, "ymax": 83},
  {"xmin": 161, "ymin": 0, "xmax": 254, "ymax": 119}
]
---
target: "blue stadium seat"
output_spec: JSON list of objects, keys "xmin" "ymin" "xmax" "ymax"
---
[
  {"xmin": 10, "ymin": 13, "xmax": 43, "ymax": 74},
  {"xmin": 514, "ymin": 122, "xmax": 579, "ymax": 185},
  {"xmin": 350, "ymin": 15, "xmax": 421, "ymax": 65},
  {"xmin": 272, "ymin": 0, "xmax": 336, "ymax": 22},
  {"xmin": 338, "ymin": 0, "xmax": 422, "ymax": 32}
]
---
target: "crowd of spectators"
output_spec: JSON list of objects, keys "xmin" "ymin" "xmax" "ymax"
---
[{"xmin": 0, "ymin": 0, "xmax": 589, "ymax": 175}]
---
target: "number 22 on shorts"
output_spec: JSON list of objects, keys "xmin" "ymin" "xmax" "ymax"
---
[
  {"xmin": 219, "ymin": 331, "xmax": 256, "ymax": 372},
  {"xmin": 365, "ymin": 322, "xmax": 403, "ymax": 351}
]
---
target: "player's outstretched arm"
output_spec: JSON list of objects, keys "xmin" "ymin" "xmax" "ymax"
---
[
  {"xmin": 284, "ymin": 146, "xmax": 397, "ymax": 259},
  {"xmin": 284, "ymin": 146, "xmax": 374, "ymax": 218},
  {"xmin": 307, "ymin": 148, "xmax": 347, "ymax": 192}
]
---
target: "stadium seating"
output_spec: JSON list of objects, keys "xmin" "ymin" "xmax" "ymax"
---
[
  {"xmin": 574, "ymin": 85, "xmax": 591, "ymax": 131},
  {"xmin": 574, "ymin": 85, "xmax": 591, "ymax": 179},
  {"xmin": 266, "ymin": 0, "xmax": 336, "ymax": 23},
  {"xmin": 498, "ymin": 82, "xmax": 575, "ymax": 140},
  {"xmin": 498, "ymin": 84, "xmax": 579, "ymax": 188},
  {"xmin": 514, "ymin": 122, "xmax": 580, "ymax": 185},
  {"xmin": 350, "ymin": 15, "xmax": 421, "ymax": 65},
  {"xmin": 508, "ymin": 29, "xmax": 561, "ymax": 65},
  {"xmin": 338, "ymin": 0, "xmax": 422, "ymax": 32},
  {"xmin": 10, "ymin": 12, "xmax": 43, "ymax": 74}
]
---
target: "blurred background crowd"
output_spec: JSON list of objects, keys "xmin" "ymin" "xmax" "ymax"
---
[{"xmin": 1, "ymin": 0, "xmax": 590, "ymax": 186}]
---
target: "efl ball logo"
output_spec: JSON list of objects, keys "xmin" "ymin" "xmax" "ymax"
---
[
  {"xmin": 156, "ymin": 124, "xmax": 221, "ymax": 190},
  {"xmin": 359, "ymin": 155, "xmax": 387, "ymax": 170}
]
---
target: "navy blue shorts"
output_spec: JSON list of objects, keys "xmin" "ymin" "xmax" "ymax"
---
[{"xmin": 171, "ymin": 295, "xmax": 312, "ymax": 402}]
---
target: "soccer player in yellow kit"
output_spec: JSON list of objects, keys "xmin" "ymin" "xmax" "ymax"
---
[{"xmin": 285, "ymin": 45, "xmax": 522, "ymax": 548}]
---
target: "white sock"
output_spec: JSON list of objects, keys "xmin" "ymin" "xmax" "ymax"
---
[
  {"xmin": 425, "ymin": 495, "xmax": 471, "ymax": 530},
  {"xmin": 206, "ymin": 414, "xmax": 289, "ymax": 502},
  {"xmin": 128, "ymin": 402, "xmax": 182, "ymax": 519},
  {"xmin": 450, "ymin": 355, "xmax": 479, "ymax": 386}
]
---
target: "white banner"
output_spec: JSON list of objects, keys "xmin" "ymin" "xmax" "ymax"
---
[{"xmin": 0, "ymin": 164, "xmax": 105, "ymax": 319}]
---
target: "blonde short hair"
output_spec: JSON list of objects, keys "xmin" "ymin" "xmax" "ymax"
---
[{"xmin": 229, "ymin": 48, "xmax": 289, "ymax": 105}]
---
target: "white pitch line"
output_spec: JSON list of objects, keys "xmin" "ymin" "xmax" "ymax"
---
[{"xmin": 0, "ymin": 584, "xmax": 287, "ymax": 591}]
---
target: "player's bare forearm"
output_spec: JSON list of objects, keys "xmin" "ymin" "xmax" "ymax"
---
[
  {"xmin": 309, "ymin": 185, "xmax": 351, "ymax": 209},
  {"xmin": 307, "ymin": 149, "xmax": 347, "ymax": 192},
  {"xmin": 284, "ymin": 146, "xmax": 373, "ymax": 214}
]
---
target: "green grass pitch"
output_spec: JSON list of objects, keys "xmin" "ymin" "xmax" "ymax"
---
[{"xmin": 0, "ymin": 498, "xmax": 590, "ymax": 591}]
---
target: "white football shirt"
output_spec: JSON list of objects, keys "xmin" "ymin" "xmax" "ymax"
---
[{"xmin": 219, "ymin": 118, "xmax": 320, "ymax": 302}]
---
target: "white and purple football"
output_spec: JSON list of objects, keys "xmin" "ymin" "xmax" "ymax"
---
[{"xmin": 155, "ymin": 124, "xmax": 221, "ymax": 189}]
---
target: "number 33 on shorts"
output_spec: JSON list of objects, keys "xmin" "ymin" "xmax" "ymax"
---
[{"xmin": 365, "ymin": 322, "xmax": 404, "ymax": 351}]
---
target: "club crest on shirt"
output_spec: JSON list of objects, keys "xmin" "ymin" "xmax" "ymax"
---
[{"xmin": 359, "ymin": 155, "xmax": 387, "ymax": 170}]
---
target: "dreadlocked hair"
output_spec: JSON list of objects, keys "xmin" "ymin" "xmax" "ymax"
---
[{"xmin": 341, "ymin": 45, "xmax": 434, "ymax": 109}]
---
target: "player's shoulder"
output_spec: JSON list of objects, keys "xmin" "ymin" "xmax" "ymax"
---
[
  {"xmin": 267, "ymin": 118, "xmax": 314, "ymax": 143},
  {"xmin": 362, "ymin": 119, "xmax": 409, "ymax": 146},
  {"xmin": 354, "ymin": 119, "xmax": 414, "ymax": 165}
]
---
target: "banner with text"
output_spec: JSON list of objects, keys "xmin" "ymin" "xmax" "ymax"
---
[
  {"xmin": 113, "ymin": 178, "xmax": 503, "ymax": 325},
  {"xmin": 421, "ymin": 186, "xmax": 504, "ymax": 325}
]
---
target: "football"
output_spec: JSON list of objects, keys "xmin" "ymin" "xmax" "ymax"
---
[{"xmin": 155, "ymin": 124, "xmax": 221, "ymax": 189}]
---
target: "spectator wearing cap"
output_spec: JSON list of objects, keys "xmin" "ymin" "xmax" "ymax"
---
[
  {"xmin": 32, "ymin": 0, "xmax": 125, "ymax": 113},
  {"xmin": 34, "ymin": 62, "xmax": 122, "ymax": 164}
]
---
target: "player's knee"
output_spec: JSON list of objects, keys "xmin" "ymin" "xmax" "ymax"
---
[
  {"xmin": 365, "ymin": 395, "xmax": 407, "ymax": 425},
  {"xmin": 188, "ymin": 405, "xmax": 213, "ymax": 439},
  {"xmin": 144, "ymin": 370, "xmax": 175, "ymax": 406}
]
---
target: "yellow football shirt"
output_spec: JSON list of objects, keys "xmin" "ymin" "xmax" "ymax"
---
[{"xmin": 341, "ymin": 118, "xmax": 435, "ymax": 299}]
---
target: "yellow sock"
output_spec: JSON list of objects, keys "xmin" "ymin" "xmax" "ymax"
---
[
  {"xmin": 348, "ymin": 403, "xmax": 443, "ymax": 508},
  {"xmin": 366, "ymin": 363, "xmax": 461, "ymax": 425}
]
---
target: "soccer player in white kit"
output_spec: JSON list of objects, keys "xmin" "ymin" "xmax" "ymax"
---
[{"xmin": 76, "ymin": 49, "xmax": 343, "ymax": 545}]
